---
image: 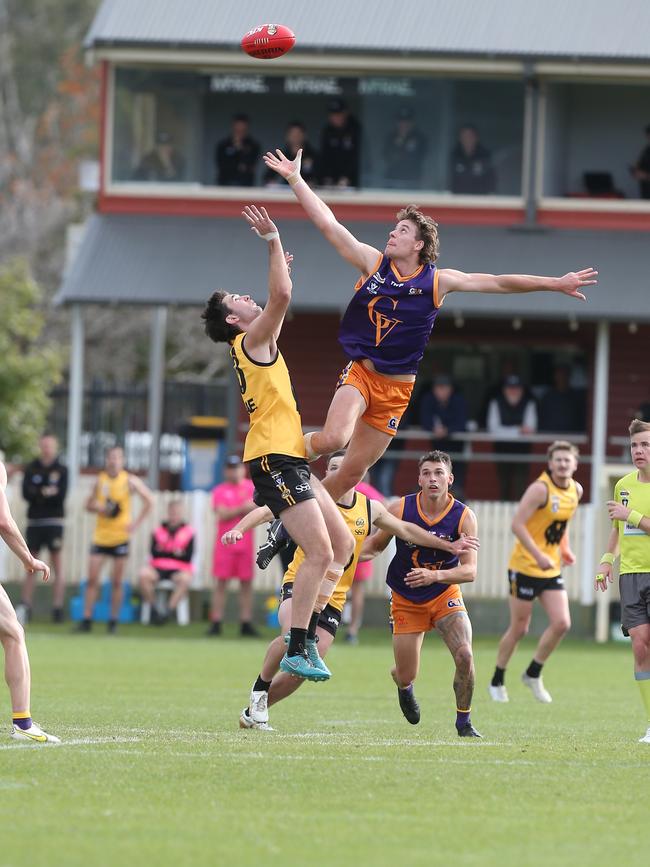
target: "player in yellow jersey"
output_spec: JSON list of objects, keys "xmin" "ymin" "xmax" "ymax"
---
[
  {"xmin": 489, "ymin": 441, "xmax": 582, "ymax": 703},
  {"xmin": 221, "ymin": 451, "xmax": 478, "ymax": 730},
  {"xmin": 596, "ymin": 419, "xmax": 650, "ymax": 744},
  {"xmin": 0, "ymin": 459, "xmax": 59, "ymax": 742},
  {"xmin": 201, "ymin": 206, "xmax": 355, "ymax": 681},
  {"xmin": 79, "ymin": 446, "xmax": 153, "ymax": 634}
]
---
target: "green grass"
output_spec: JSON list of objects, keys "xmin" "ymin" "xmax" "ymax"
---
[{"xmin": 1, "ymin": 624, "xmax": 647, "ymax": 867}]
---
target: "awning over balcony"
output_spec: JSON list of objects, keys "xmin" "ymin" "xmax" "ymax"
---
[{"xmin": 56, "ymin": 213, "xmax": 650, "ymax": 322}]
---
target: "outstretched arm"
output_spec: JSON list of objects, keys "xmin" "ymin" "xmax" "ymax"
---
[
  {"xmin": 242, "ymin": 205, "xmax": 293, "ymax": 353},
  {"xmin": 404, "ymin": 510, "xmax": 479, "ymax": 589},
  {"xmin": 370, "ymin": 500, "xmax": 479, "ymax": 555},
  {"xmin": 262, "ymin": 148, "xmax": 380, "ymax": 274},
  {"xmin": 221, "ymin": 504, "xmax": 274, "ymax": 545},
  {"xmin": 438, "ymin": 267, "xmax": 597, "ymax": 302}
]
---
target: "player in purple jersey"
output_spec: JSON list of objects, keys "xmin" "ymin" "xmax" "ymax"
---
[
  {"xmin": 263, "ymin": 147, "xmax": 598, "ymax": 508},
  {"xmin": 362, "ymin": 450, "xmax": 481, "ymax": 738}
]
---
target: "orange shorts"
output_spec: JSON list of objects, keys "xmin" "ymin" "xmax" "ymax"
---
[
  {"xmin": 389, "ymin": 585, "xmax": 466, "ymax": 634},
  {"xmin": 337, "ymin": 361, "xmax": 414, "ymax": 436}
]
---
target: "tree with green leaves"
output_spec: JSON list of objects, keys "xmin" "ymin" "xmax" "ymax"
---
[{"xmin": 0, "ymin": 258, "xmax": 63, "ymax": 461}]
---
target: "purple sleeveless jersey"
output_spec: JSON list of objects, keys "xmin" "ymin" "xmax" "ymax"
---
[
  {"xmin": 338, "ymin": 254, "xmax": 441, "ymax": 375},
  {"xmin": 387, "ymin": 492, "xmax": 468, "ymax": 603}
]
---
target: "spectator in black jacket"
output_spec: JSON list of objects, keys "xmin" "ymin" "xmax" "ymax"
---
[
  {"xmin": 449, "ymin": 125, "xmax": 496, "ymax": 195},
  {"xmin": 264, "ymin": 121, "xmax": 318, "ymax": 187},
  {"xmin": 215, "ymin": 114, "xmax": 260, "ymax": 186},
  {"xmin": 419, "ymin": 374, "xmax": 468, "ymax": 498},
  {"xmin": 19, "ymin": 434, "xmax": 68, "ymax": 624},
  {"xmin": 319, "ymin": 99, "xmax": 361, "ymax": 188}
]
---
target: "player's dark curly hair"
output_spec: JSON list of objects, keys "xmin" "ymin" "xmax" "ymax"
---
[
  {"xmin": 396, "ymin": 205, "xmax": 440, "ymax": 264},
  {"xmin": 418, "ymin": 450, "xmax": 452, "ymax": 472},
  {"xmin": 201, "ymin": 290, "xmax": 241, "ymax": 344}
]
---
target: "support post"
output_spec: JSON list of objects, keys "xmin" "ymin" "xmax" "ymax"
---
[
  {"xmin": 586, "ymin": 322, "xmax": 610, "ymax": 640},
  {"xmin": 147, "ymin": 306, "xmax": 167, "ymax": 490},
  {"xmin": 523, "ymin": 69, "xmax": 540, "ymax": 227},
  {"xmin": 66, "ymin": 305, "xmax": 85, "ymax": 490}
]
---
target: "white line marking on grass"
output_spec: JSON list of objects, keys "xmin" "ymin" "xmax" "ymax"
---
[{"xmin": 0, "ymin": 736, "xmax": 142, "ymax": 750}]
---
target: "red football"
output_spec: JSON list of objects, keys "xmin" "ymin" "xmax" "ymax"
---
[{"xmin": 241, "ymin": 24, "xmax": 296, "ymax": 60}]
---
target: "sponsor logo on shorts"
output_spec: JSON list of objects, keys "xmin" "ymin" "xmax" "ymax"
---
[
  {"xmin": 447, "ymin": 598, "xmax": 463, "ymax": 609},
  {"xmin": 387, "ymin": 417, "xmax": 399, "ymax": 431},
  {"xmin": 295, "ymin": 483, "xmax": 311, "ymax": 493},
  {"xmin": 519, "ymin": 586, "xmax": 534, "ymax": 597},
  {"xmin": 327, "ymin": 616, "xmax": 338, "ymax": 626}
]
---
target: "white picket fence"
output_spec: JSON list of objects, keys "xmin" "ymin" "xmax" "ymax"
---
[{"xmin": 0, "ymin": 477, "xmax": 595, "ymax": 603}]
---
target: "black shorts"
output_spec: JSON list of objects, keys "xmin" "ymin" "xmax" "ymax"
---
[
  {"xmin": 155, "ymin": 568, "xmax": 180, "ymax": 583},
  {"xmin": 26, "ymin": 524, "xmax": 63, "ymax": 554},
  {"xmin": 508, "ymin": 570, "xmax": 565, "ymax": 601},
  {"xmin": 619, "ymin": 573, "xmax": 650, "ymax": 631},
  {"xmin": 90, "ymin": 542, "xmax": 129, "ymax": 558},
  {"xmin": 248, "ymin": 453, "xmax": 314, "ymax": 518},
  {"xmin": 279, "ymin": 582, "xmax": 342, "ymax": 637}
]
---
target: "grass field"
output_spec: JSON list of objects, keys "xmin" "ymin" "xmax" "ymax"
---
[{"xmin": 0, "ymin": 623, "xmax": 647, "ymax": 867}]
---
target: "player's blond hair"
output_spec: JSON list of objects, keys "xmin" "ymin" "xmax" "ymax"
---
[
  {"xmin": 396, "ymin": 205, "xmax": 440, "ymax": 264},
  {"xmin": 629, "ymin": 418, "xmax": 650, "ymax": 436},
  {"xmin": 547, "ymin": 440, "xmax": 579, "ymax": 460}
]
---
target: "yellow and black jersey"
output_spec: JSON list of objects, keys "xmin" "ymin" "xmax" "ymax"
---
[
  {"xmin": 93, "ymin": 470, "xmax": 131, "ymax": 547},
  {"xmin": 230, "ymin": 332, "xmax": 305, "ymax": 463},
  {"xmin": 282, "ymin": 492, "xmax": 373, "ymax": 611},
  {"xmin": 508, "ymin": 470, "xmax": 579, "ymax": 578}
]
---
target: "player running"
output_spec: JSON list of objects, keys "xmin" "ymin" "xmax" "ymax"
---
[
  {"xmin": 223, "ymin": 450, "xmax": 478, "ymax": 730},
  {"xmin": 202, "ymin": 206, "xmax": 354, "ymax": 681},
  {"xmin": 595, "ymin": 419, "xmax": 650, "ymax": 744},
  {"xmin": 0, "ymin": 459, "xmax": 59, "ymax": 743},
  {"xmin": 262, "ymin": 147, "xmax": 598, "ymax": 511},
  {"xmin": 362, "ymin": 450, "xmax": 481, "ymax": 738},
  {"xmin": 489, "ymin": 441, "xmax": 582, "ymax": 704}
]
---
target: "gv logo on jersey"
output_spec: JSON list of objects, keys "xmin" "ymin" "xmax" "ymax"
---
[{"xmin": 367, "ymin": 296, "xmax": 402, "ymax": 346}]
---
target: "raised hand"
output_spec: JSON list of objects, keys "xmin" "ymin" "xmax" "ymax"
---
[
  {"xmin": 285, "ymin": 251, "xmax": 294, "ymax": 274},
  {"xmin": 555, "ymin": 268, "xmax": 598, "ymax": 301},
  {"xmin": 262, "ymin": 148, "xmax": 302, "ymax": 181},
  {"xmin": 242, "ymin": 205, "xmax": 279, "ymax": 240}
]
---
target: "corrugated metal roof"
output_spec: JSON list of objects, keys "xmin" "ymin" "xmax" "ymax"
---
[
  {"xmin": 56, "ymin": 213, "xmax": 650, "ymax": 322},
  {"xmin": 85, "ymin": 0, "xmax": 650, "ymax": 61}
]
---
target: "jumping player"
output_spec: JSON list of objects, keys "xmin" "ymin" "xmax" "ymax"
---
[
  {"xmin": 201, "ymin": 206, "xmax": 354, "ymax": 681},
  {"xmin": 362, "ymin": 450, "xmax": 481, "ymax": 738},
  {"xmin": 223, "ymin": 451, "xmax": 478, "ymax": 730},
  {"xmin": 489, "ymin": 441, "xmax": 582, "ymax": 704},
  {"xmin": 595, "ymin": 419, "xmax": 650, "ymax": 744},
  {"xmin": 263, "ymin": 147, "xmax": 597, "ymax": 508},
  {"xmin": 0, "ymin": 459, "xmax": 59, "ymax": 743}
]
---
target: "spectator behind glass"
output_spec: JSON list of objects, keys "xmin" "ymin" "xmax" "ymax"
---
[
  {"xmin": 449, "ymin": 124, "xmax": 496, "ymax": 195},
  {"xmin": 538, "ymin": 365, "xmax": 586, "ymax": 433},
  {"xmin": 487, "ymin": 374, "xmax": 538, "ymax": 501},
  {"xmin": 264, "ymin": 121, "xmax": 318, "ymax": 187},
  {"xmin": 630, "ymin": 124, "xmax": 650, "ymax": 200},
  {"xmin": 133, "ymin": 131, "xmax": 185, "ymax": 182},
  {"xmin": 319, "ymin": 98, "xmax": 361, "ymax": 188},
  {"xmin": 383, "ymin": 107, "xmax": 428, "ymax": 189},
  {"xmin": 215, "ymin": 114, "xmax": 260, "ymax": 186},
  {"xmin": 418, "ymin": 374, "xmax": 468, "ymax": 498}
]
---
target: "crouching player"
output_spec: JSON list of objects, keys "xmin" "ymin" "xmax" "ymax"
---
[
  {"xmin": 363, "ymin": 450, "xmax": 481, "ymax": 738},
  {"xmin": 223, "ymin": 451, "xmax": 479, "ymax": 730}
]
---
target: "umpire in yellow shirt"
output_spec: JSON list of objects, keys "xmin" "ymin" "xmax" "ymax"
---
[{"xmin": 596, "ymin": 418, "xmax": 650, "ymax": 744}]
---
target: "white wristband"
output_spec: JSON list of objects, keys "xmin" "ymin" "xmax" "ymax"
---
[
  {"xmin": 252, "ymin": 229, "xmax": 279, "ymax": 242},
  {"xmin": 286, "ymin": 170, "xmax": 301, "ymax": 187}
]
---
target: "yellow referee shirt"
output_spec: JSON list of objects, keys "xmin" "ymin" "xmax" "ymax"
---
[{"xmin": 614, "ymin": 470, "xmax": 650, "ymax": 574}]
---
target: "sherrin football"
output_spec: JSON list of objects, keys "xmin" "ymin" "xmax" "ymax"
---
[{"xmin": 241, "ymin": 24, "xmax": 296, "ymax": 60}]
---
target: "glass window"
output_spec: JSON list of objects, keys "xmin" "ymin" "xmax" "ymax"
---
[
  {"xmin": 111, "ymin": 67, "xmax": 525, "ymax": 195},
  {"xmin": 543, "ymin": 82, "xmax": 650, "ymax": 200}
]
